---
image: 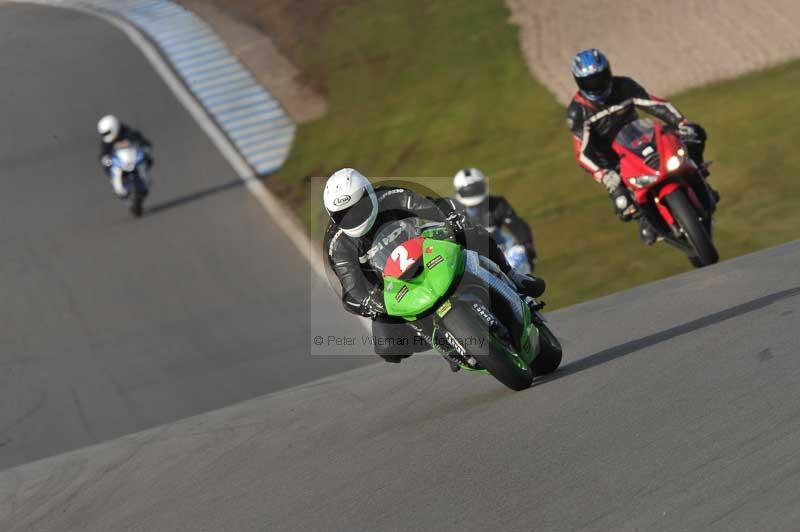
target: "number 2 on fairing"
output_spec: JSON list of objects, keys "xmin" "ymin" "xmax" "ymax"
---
[{"xmin": 391, "ymin": 244, "xmax": 416, "ymax": 273}]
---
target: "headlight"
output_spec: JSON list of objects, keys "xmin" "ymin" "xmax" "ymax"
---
[
  {"xmin": 630, "ymin": 175, "xmax": 659, "ymax": 188},
  {"xmin": 666, "ymin": 154, "xmax": 684, "ymax": 172}
]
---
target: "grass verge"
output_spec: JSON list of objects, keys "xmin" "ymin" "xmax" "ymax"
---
[{"xmin": 254, "ymin": 0, "xmax": 800, "ymax": 309}]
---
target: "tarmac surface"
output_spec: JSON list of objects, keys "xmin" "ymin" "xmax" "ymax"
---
[
  {"xmin": 3, "ymin": 4, "xmax": 800, "ymax": 531},
  {"xmin": 3, "ymin": 236, "xmax": 800, "ymax": 531},
  {"xmin": 0, "ymin": 3, "xmax": 371, "ymax": 471}
]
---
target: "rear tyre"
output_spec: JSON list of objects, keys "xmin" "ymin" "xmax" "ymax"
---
[
  {"xmin": 665, "ymin": 189, "xmax": 718, "ymax": 267},
  {"xmin": 529, "ymin": 321, "xmax": 562, "ymax": 376},
  {"xmin": 441, "ymin": 305, "xmax": 533, "ymax": 391}
]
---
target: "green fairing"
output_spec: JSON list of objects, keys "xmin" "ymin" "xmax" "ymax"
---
[
  {"xmin": 383, "ymin": 238, "xmax": 463, "ymax": 320},
  {"xmin": 382, "ymin": 236, "xmax": 540, "ymax": 367},
  {"xmin": 377, "ymin": 226, "xmax": 561, "ymax": 388},
  {"xmin": 520, "ymin": 305, "xmax": 539, "ymax": 365}
]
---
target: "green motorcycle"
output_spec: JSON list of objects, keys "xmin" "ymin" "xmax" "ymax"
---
[{"xmin": 371, "ymin": 219, "xmax": 562, "ymax": 391}]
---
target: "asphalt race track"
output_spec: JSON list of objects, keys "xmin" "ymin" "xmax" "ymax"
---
[
  {"xmin": 4, "ymin": 4, "xmax": 800, "ymax": 532},
  {"xmin": 0, "ymin": 3, "xmax": 372, "ymax": 471},
  {"xmin": 2, "ymin": 233, "xmax": 800, "ymax": 531}
]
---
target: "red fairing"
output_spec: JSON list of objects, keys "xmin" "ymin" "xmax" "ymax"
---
[
  {"xmin": 383, "ymin": 237, "xmax": 424, "ymax": 278},
  {"xmin": 617, "ymin": 124, "xmax": 659, "ymax": 200},
  {"xmin": 655, "ymin": 123, "xmax": 683, "ymax": 175},
  {"xmin": 612, "ymin": 120, "xmax": 699, "ymax": 213},
  {"xmin": 655, "ymin": 183, "xmax": 681, "ymax": 225}
]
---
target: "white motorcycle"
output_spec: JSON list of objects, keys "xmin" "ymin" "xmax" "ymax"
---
[{"xmin": 110, "ymin": 140, "xmax": 151, "ymax": 217}]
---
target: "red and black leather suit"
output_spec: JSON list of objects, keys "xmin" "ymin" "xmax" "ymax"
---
[{"xmin": 566, "ymin": 76, "xmax": 705, "ymax": 182}]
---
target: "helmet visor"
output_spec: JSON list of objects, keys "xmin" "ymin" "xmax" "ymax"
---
[
  {"xmin": 330, "ymin": 193, "xmax": 374, "ymax": 231},
  {"xmin": 458, "ymin": 181, "xmax": 486, "ymax": 199},
  {"xmin": 577, "ymin": 69, "xmax": 611, "ymax": 97}
]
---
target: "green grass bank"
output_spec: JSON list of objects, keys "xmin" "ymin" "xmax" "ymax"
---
[{"xmin": 265, "ymin": 0, "xmax": 800, "ymax": 309}]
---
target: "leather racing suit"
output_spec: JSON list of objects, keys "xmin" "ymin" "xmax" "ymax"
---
[
  {"xmin": 323, "ymin": 186, "xmax": 545, "ymax": 361},
  {"xmin": 454, "ymin": 195, "xmax": 536, "ymax": 264}
]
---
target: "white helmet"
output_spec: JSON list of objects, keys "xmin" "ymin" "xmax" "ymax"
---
[
  {"xmin": 324, "ymin": 168, "xmax": 378, "ymax": 237},
  {"xmin": 453, "ymin": 167, "xmax": 487, "ymax": 207},
  {"xmin": 97, "ymin": 115, "xmax": 121, "ymax": 143}
]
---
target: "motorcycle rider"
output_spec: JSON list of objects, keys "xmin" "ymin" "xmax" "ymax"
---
[
  {"xmin": 566, "ymin": 49, "xmax": 718, "ymax": 245},
  {"xmin": 323, "ymin": 168, "xmax": 546, "ymax": 365},
  {"xmin": 97, "ymin": 115, "xmax": 153, "ymax": 198},
  {"xmin": 452, "ymin": 167, "xmax": 537, "ymax": 270}
]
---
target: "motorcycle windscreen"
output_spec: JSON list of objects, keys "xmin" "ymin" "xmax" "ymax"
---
[
  {"xmin": 369, "ymin": 219, "xmax": 422, "ymax": 271},
  {"xmin": 615, "ymin": 118, "xmax": 662, "ymax": 172}
]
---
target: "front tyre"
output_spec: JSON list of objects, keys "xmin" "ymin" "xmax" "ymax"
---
[
  {"xmin": 665, "ymin": 189, "xmax": 718, "ymax": 267},
  {"xmin": 440, "ymin": 305, "xmax": 533, "ymax": 391},
  {"xmin": 129, "ymin": 174, "xmax": 147, "ymax": 218},
  {"xmin": 130, "ymin": 197, "xmax": 143, "ymax": 217},
  {"xmin": 529, "ymin": 321, "xmax": 562, "ymax": 376}
]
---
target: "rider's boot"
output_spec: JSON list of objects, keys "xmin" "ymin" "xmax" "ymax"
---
[
  {"xmin": 610, "ymin": 186, "xmax": 639, "ymax": 221},
  {"xmin": 639, "ymin": 217, "xmax": 658, "ymax": 246},
  {"xmin": 444, "ymin": 355, "xmax": 462, "ymax": 373},
  {"xmin": 509, "ymin": 271, "xmax": 545, "ymax": 299}
]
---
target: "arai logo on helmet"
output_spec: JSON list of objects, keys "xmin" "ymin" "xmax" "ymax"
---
[{"xmin": 332, "ymin": 194, "xmax": 351, "ymax": 207}]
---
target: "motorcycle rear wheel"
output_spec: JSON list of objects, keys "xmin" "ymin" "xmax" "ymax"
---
[{"xmin": 665, "ymin": 189, "xmax": 718, "ymax": 267}]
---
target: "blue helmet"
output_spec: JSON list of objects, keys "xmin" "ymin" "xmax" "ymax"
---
[{"xmin": 572, "ymin": 49, "xmax": 612, "ymax": 102}]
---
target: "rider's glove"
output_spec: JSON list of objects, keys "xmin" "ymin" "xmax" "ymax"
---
[
  {"xmin": 101, "ymin": 155, "xmax": 112, "ymax": 167},
  {"xmin": 509, "ymin": 271, "xmax": 545, "ymax": 299},
  {"xmin": 678, "ymin": 120, "xmax": 705, "ymax": 143},
  {"xmin": 444, "ymin": 210, "xmax": 467, "ymax": 240},
  {"xmin": 360, "ymin": 288, "xmax": 386, "ymax": 319},
  {"xmin": 598, "ymin": 169, "xmax": 621, "ymax": 193}
]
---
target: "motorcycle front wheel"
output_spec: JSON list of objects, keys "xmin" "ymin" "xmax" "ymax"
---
[
  {"xmin": 665, "ymin": 189, "xmax": 718, "ymax": 267},
  {"xmin": 129, "ymin": 175, "xmax": 147, "ymax": 218},
  {"xmin": 529, "ymin": 319, "xmax": 562, "ymax": 376},
  {"xmin": 130, "ymin": 197, "xmax": 143, "ymax": 217},
  {"xmin": 439, "ymin": 303, "xmax": 533, "ymax": 391}
]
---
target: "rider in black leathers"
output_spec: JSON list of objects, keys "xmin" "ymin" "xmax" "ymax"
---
[
  {"xmin": 451, "ymin": 168, "xmax": 536, "ymax": 269},
  {"xmin": 322, "ymin": 169, "xmax": 545, "ymax": 364},
  {"xmin": 567, "ymin": 49, "xmax": 716, "ymax": 244},
  {"xmin": 99, "ymin": 126, "xmax": 152, "ymax": 166},
  {"xmin": 97, "ymin": 115, "xmax": 153, "ymax": 197}
]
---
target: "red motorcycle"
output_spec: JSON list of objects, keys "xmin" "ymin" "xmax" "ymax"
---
[{"xmin": 612, "ymin": 118, "xmax": 719, "ymax": 267}]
